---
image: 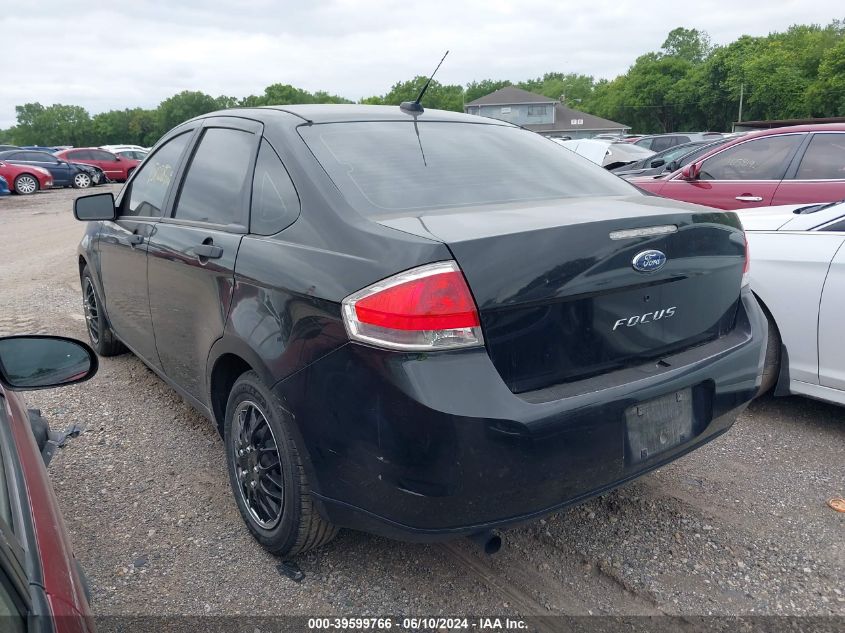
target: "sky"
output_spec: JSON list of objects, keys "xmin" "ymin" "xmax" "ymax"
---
[{"xmin": 3, "ymin": 0, "xmax": 843, "ymax": 128}]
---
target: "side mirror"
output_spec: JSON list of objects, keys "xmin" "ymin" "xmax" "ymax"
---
[
  {"xmin": 0, "ymin": 336, "xmax": 97, "ymax": 391},
  {"xmin": 75, "ymin": 192, "xmax": 116, "ymax": 221},
  {"xmin": 681, "ymin": 162, "xmax": 701, "ymax": 181},
  {"xmin": 650, "ymin": 158, "xmax": 666, "ymax": 168},
  {"xmin": 114, "ymin": 156, "xmax": 122, "ymax": 162}
]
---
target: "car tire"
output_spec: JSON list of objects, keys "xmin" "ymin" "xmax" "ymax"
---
[
  {"xmin": 224, "ymin": 370, "xmax": 338, "ymax": 556},
  {"xmin": 81, "ymin": 266, "xmax": 126, "ymax": 357},
  {"xmin": 13, "ymin": 174, "xmax": 39, "ymax": 195},
  {"xmin": 756, "ymin": 312, "xmax": 781, "ymax": 397},
  {"xmin": 125, "ymin": 167, "xmax": 136, "ymax": 181},
  {"xmin": 73, "ymin": 172, "xmax": 92, "ymax": 189}
]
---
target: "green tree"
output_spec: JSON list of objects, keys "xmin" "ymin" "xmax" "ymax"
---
[
  {"xmin": 807, "ymin": 38, "xmax": 845, "ymax": 116},
  {"xmin": 517, "ymin": 73, "xmax": 595, "ymax": 104},
  {"xmin": 13, "ymin": 103, "xmax": 93, "ymax": 146},
  {"xmin": 156, "ymin": 90, "xmax": 220, "ymax": 131},
  {"xmin": 661, "ymin": 27, "xmax": 712, "ymax": 63},
  {"xmin": 0, "ymin": 126, "xmax": 16, "ymax": 144},
  {"xmin": 362, "ymin": 76, "xmax": 464, "ymax": 111},
  {"xmin": 127, "ymin": 109, "xmax": 161, "ymax": 147},
  {"xmin": 464, "ymin": 79, "xmax": 512, "ymax": 104}
]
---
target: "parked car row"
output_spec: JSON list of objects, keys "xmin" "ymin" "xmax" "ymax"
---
[
  {"xmin": 632, "ymin": 124, "xmax": 845, "ymax": 210},
  {"xmin": 0, "ymin": 145, "xmax": 144, "ymax": 195},
  {"xmin": 0, "ymin": 150, "xmax": 106, "ymax": 191},
  {"xmin": 610, "ymin": 138, "xmax": 731, "ymax": 178}
]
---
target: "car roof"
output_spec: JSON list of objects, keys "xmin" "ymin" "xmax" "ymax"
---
[
  {"xmin": 193, "ymin": 104, "xmax": 507, "ymax": 126},
  {"xmin": 742, "ymin": 123, "xmax": 845, "ymax": 136}
]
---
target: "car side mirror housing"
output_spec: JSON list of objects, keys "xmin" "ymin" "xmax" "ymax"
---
[
  {"xmin": 75, "ymin": 192, "xmax": 116, "ymax": 221},
  {"xmin": 681, "ymin": 162, "xmax": 700, "ymax": 180},
  {"xmin": 0, "ymin": 336, "xmax": 97, "ymax": 391},
  {"xmin": 650, "ymin": 158, "xmax": 665, "ymax": 168}
]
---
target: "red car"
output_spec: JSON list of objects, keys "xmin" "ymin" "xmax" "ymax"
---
[
  {"xmin": 0, "ymin": 160, "xmax": 54, "ymax": 194},
  {"xmin": 0, "ymin": 335, "xmax": 98, "ymax": 633},
  {"xmin": 632, "ymin": 124, "xmax": 845, "ymax": 210},
  {"xmin": 54, "ymin": 148, "xmax": 140, "ymax": 182}
]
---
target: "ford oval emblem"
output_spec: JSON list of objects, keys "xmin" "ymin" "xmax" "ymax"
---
[{"xmin": 632, "ymin": 249, "xmax": 667, "ymax": 272}]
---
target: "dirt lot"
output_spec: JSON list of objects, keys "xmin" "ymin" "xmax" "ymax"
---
[{"xmin": 0, "ymin": 186, "xmax": 842, "ymax": 619}]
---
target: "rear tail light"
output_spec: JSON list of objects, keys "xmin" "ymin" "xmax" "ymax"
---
[
  {"xmin": 742, "ymin": 232, "xmax": 750, "ymax": 287},
  {"xmin": 342, "ymin": 261, "xmax": 484, "ymax": 351}
]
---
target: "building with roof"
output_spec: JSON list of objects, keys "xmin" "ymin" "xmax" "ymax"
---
[{"xmin": 464, "ymin": 86, "xmax": 630, "ymax": 139}]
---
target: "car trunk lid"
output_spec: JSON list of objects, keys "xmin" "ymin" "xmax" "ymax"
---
[{"xmin": 377, "ymin": 195, "xmax": 745, "ymax": 393}]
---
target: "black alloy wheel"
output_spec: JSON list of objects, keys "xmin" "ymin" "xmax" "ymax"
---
[
  {"xmin": 80, "ymin": 266, "xmax": 126, "ymax": 357},
  {"xmin": 224, "ymin": 371, "xmax": 338, "ymax": 556},
  {"xmin": 232, "ymin": 400, "xmax": 285, "ymax": 529}
]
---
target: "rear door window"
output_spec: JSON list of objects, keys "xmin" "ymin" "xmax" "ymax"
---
[
  {"xmin": 121, "ymin": 132, "xmax": 192, "ymax": 217},
  {"xmin": 173, "ymin": 127, "xmax": 254, "ymax": 226},
  {"xmin": 699, "ymin": 135, "xmax": 803, "ymax": 180},
  {"xmin": 795, "ymin": 134, "xmax": 845, "ymax": 180},
  {"xmin": 250, "ymin": 140, "xmax": 300, "ymax": 235}
]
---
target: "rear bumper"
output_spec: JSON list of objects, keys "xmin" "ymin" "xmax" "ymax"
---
[{"xmin": 275, "ymin": 289, "xmax": 766, "ymax": 541}]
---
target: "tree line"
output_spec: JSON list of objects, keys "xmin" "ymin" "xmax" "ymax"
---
[{"xmin": 2, "ymin": 21, "xmax": 843, "ymax": 147}]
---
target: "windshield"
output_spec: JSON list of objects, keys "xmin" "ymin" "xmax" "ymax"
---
[{"xmin": 300, "ymin": 121, "xmax": 636, "ymax": 215}]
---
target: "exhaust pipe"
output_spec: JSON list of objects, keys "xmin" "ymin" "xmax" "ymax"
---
[{"xmin": 468, "ymin": 530, "xmax": 502, "ymax": 555}]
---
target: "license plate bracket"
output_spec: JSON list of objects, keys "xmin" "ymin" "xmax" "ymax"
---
[{"xmin": 625, "ymin": 388, "xmax": 694, "ymax": 465}]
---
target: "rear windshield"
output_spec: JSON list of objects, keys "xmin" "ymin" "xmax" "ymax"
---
[{"xmin": 299, "ymin": 121, "xmax": 636, "ymax": 215}]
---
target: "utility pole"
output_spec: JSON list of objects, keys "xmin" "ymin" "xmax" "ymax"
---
[{"xmin": 738, "ymin": 83, "xmax": 744, "ymax": 123}]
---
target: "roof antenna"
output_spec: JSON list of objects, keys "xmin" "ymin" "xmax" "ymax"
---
[{"xmin": 400, "ymin": 50, "xmax": 449, "ymax": 114}]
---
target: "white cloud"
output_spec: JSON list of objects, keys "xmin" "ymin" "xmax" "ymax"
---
[{"xmin": 3, "ymin": 0, "xmax": 842, "ymax": 128}]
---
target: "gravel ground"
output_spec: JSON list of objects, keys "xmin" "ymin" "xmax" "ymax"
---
[{"xmin": 0, "ymin": 186, "xmax": 842, "ymax": 618}]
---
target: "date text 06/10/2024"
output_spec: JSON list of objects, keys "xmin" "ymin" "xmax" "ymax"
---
[{"xmin": 307, "ymin": 617, "xmax": 529, "ymax": 630}]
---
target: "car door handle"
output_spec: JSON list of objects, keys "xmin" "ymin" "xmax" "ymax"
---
[
  {"xmin": 194, "ymin": 244, "xmax": 223, "ymax": 259},
  {"xmin": 735, "ymin": 195, "xmax": 763, "ymax": 202},
  {"xmin": 126, "ymin": 234, "xmax": 144, "ymax": 246}
]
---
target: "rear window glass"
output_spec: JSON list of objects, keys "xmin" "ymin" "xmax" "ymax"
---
[{"xmin": 300, "ymin": 121, "xmax": 635, "ymax": 214}]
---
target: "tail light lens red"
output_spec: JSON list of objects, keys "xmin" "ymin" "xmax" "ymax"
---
[{"xmin": 342, "ymin": 261, "xmax": 484, "ymax": 351}]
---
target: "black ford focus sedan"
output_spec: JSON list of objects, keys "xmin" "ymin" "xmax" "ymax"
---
[{"xmin": 74, "ymin": 105, "xmax": 766, "ymax": 556}]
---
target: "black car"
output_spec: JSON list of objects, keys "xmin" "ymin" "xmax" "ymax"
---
[
  {"xmin": 0, "ymin": 149, "xmax": 102, "ymax": 189},
  {"xmin": 74, "ymin": 105, "xmax": 767, "ymax": 557},
  {"xmin": 611, "ymin": 139, "xmax": 731, "ymax": 179}
]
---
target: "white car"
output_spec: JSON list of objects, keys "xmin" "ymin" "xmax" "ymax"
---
[
  {"xmin": 550, "ymin": 138, "xmax": 655, "ymax": 169},
  {"xmin": 99, "ymin": 144, "xmax": 149, "ymax": 154},
  {"xmin": 743, "ymin": 199, "xmax": 845, "ymax": 404}
]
